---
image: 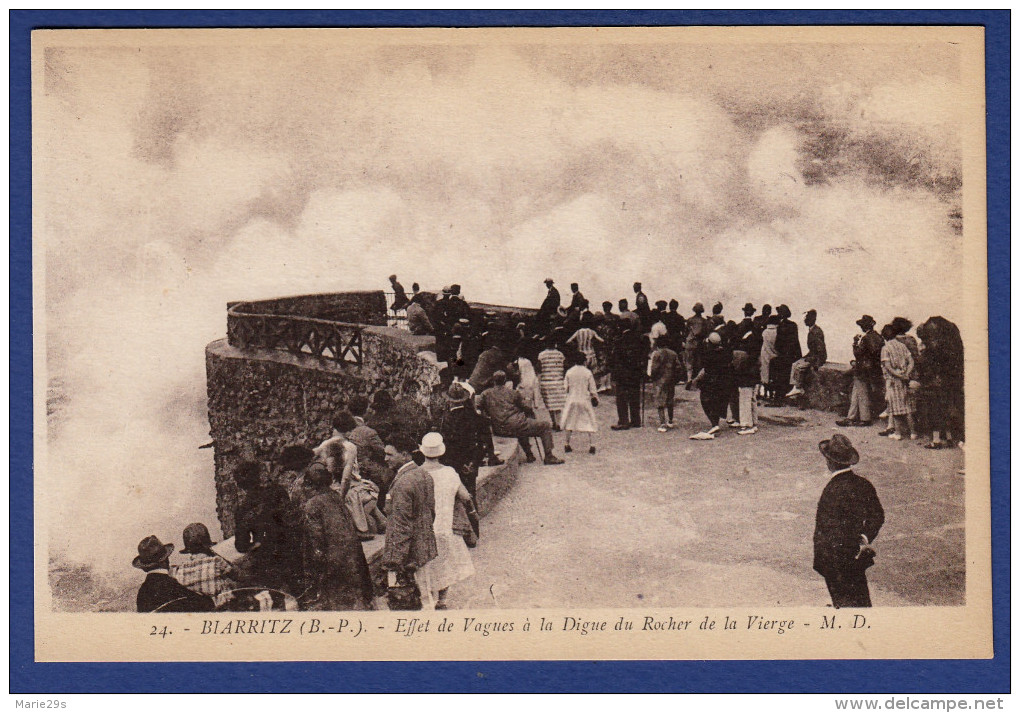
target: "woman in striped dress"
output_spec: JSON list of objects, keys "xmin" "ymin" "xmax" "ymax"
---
[
  {"xmin": 537, "ymin": 338, "xmax": 567, "ymax": 430},
  {"xmin": 879, "ymin": 323, "xmax": 915, "ymax": 441},
  {"xmin": 566, "ymin": 314, "xmax": 605, "ymax": 372}
]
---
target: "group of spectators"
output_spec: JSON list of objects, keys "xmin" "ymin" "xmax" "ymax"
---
[
  {"xmin": 132, "ymin": 276, "xmax": 964, "ymax": 614},
  {"xmin": 835, "ymin": 314, "xmax": 965, "ymax": 448}
]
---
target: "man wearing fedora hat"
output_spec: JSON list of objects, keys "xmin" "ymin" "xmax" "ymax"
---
[
  {"xmin": 134, "ymin": 535, "xmax": 215, "ymax": 613},
  {"xmin": 440, "ymin": 381, "xmax": 500, "ymax": 500},
  {"xmin": 813, "ymin": 434, "xmax": 885, "ymax": 608},
  {"xmin": 837, "ymin": 315, "xmax": 884, "ymax": 427}
]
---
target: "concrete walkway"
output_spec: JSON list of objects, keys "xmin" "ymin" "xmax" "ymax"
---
[{"xmin": 447, "ymin": 389, "xmax": 965, "ymax": 609}]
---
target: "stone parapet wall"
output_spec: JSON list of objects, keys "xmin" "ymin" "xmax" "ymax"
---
[
  {"xmin": 802, "ymin": 363, "xmax": 853, "ymax": 414},
  {"xmin": 229, "ymin": 291, "xmax": 388, "ymax": 325}
]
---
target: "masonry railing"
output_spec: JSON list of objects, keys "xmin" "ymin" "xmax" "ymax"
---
[
  {"xmin": 225, "ymin": 292, "xmax": 389, "ymax": 367},
  {"xmin": 227, "ymin": 307, "xmax": 364, "ymax": 367}
]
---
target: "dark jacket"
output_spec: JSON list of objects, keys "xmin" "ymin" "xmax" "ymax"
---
[
  {"xmin": 137, "ymin": 572, "xmax": 215, "ymax": 613},
  {"xmin": 382, "ymin": 463, "xmax": 439, "ymax": 570},
  {"xmin": 634, "ymin": 292, "xmax": 651, "ymax": 326},
  {"xmin": 685, "ymin": 314, "xmax": 707, "ymax": 345},
  {"xmin": 440, "ymin": 405, "xmax": 491, "ymax": 473},
  {"xmin": 234, "ymin": 484, "xmax": 302, "ymax": 590},
  {"xmin": 609, "ymin": 329, "xmax": 647, "ymax": 386},
  {"xmin": 853, "ymin": 330, "xmax": 884, "ymax": 379},
  {"xmin": 468, "ymin": 347, "xmax": 510, "ymax": 393},
  {"xmin": 349, "ymin": 422, "xmax": 387, "ymax": 486},
  {"xmin": 775, "ymin": 318, "xmax": 803, "ymax": 361},
  {"xmin": 302, "ymin": 490, "xmax": 374, "ymax": 608},
  {"xmin": 805, "ymin": 324, "xmax": 828, "ymax": 368},
  {"xmin": 731, "ymin": 348, "xmax": 759, "ymax": 389},
  {"xmin": 813, "ymin": 470, "xmax": 884, "ymax": 579},
  {"xmin": 477, "ymin": 385, "xmax": 533, "ymax": 435},
  {"xmin": 699, "ymin": 344, "xmax": 734, "ymax": 391},
  {"xmin": 539, "ymin": 287, "xmax": 561, "ymax": 317},
  {"xmin": 662, "ymin": 310, "xmax": 687, "ymax": 350}
]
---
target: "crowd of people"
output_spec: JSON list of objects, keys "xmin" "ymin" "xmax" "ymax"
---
[{"xmin": 131, "ymin": 275, "xmax": 964, "ymax": 613}]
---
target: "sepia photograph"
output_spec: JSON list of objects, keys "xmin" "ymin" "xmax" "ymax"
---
[{"xmin": 30, "ymin": 24, "xmax": 992, "ymax": 664}]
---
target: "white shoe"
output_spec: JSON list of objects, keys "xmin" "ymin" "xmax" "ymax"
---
[
  {"xmin": 738, "ymin": 427, "xmax": 758, "ymax": 435},
  {"xmin": 878, "ymin": 410, "xmax": 889, "ymax": 419},
  {"xmin": 785, "ymin": 387, "xmax": 804, "ymax": 397},
  {"xmin": 666, "ymin": 421, "xmax": 677, "ymax": 429},
  {"xmin": 888, "ymin": 433, "xmax": 903, "ymax": 441},
  {"xmin": 689, "ymin": 431, "xmax": 715, "ymax": 440},
  {"xmin": 707, "ymin": 425, "xmax": 721, "ymax": 435},
  {"xmin": 657, "ymin": 425, "xmax": 669, "ymax": 433}
]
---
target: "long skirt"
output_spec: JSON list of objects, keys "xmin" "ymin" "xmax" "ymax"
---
[
  {"xmin": 430, "ymin": 530, "xmax": 475, "ymax": 593},
  {"xmin": 884, "ymin": 377, "xmax": 910, "ymax": 416}
]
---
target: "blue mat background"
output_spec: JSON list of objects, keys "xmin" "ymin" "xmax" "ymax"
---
[{"xmin": 9, "ymin": 9, "xmax": 1009, "ymax": 693}]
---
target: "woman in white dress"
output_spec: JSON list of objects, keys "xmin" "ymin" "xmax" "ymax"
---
[
  {"xmin": 537, "ymin": 338, "xmax": 567, "ymax": 429},
  {"xmin": 418, "ymin": 432, "xmax": 475, "ymax": 610},
  {"xmin": 560, "ymin": 351, "xmax": 599, "ymax": 454}
]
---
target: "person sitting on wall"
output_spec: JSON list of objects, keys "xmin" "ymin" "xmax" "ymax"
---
[
  {"xmin": 134, "ymin": 535, "xmax": 215, "ymax": 613},
  {"xmin": 347, "ymin": 394, "xmax": 392, "ymax": 511},
  {"xmin": 316, "ymin": 411, "xmax": 386, "ymax": 540},
  {"xmin": 476, "ymin": 370, "xmax": 565, "ymax": 465},
  {"xmin": 388, "ymin": 274, "xmax": 409, "ymax": 312}
]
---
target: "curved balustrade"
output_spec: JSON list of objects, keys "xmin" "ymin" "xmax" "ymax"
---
[{"xmin": 225, "ymin": 291, "xmax": 387, "ymax": 367}]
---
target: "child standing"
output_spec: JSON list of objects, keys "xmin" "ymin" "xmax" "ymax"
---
[
  {"xmin": 648, "ymin": 336, "xmax": 683, "ymax": 432},
  {"xmin": 561, "ymin": 351, "xmax": 599, "ymax": 454}
]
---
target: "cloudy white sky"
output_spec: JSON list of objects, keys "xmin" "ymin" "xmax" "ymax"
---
[{"xmin": 35, "ymin": 29, "xmax": 971, "ymax": 576}]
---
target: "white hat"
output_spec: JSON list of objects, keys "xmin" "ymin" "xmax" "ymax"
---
[{"xmin": 419, "ymin": 432, "xmax": 446, "ymax": 458}]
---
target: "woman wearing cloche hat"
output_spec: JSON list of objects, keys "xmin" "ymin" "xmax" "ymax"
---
[{"xmin": 416, "ymin": 433, "xmax": 475, "ymax": 610}]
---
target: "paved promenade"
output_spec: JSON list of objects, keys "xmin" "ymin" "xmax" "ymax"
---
[{"xmin": 448, "ymin": 390, "xmax": 965, "ymax": 609}]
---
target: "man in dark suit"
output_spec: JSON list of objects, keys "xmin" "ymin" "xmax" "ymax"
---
[
  {"xmin": 440, "ymin": 382, "xmax": 498, "ymax": 500},
  {"xmin": 382, "ymin": 434, "xmax": 440, "ymax": 610},
  {"xmin": 567, "ymin": 282, "xmax": 586, "ymax": 316},
  {"xmin": 633, "ymin": 282, "xmax": 651, "ymax": 328},
  {"xmin": 134, "ymin": 535, "xmax": 215, "ymax": 613},
  {"xmin": 813, "ymin": 434, "xmax": 885, "ymax": 608},
  {"xmin": 609, "ymin": 321, "xmax": 647, "ymax": 429},
  {"xmin": 538, "ymin": 278, "xmax": 560, "ymax": 326}
]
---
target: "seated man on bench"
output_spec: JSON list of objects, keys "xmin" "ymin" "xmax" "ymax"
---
[{"xmin": 476, "ymin": 371, "xmax": 564, "ymax": 466}]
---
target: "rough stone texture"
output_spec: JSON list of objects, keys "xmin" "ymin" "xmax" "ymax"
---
[
  {"xmin": 206, "ymin": 327, "xmax": 440, "ymax": 537},
  {"xmin": 802, "ymin": 363, "xmax": 853, "ymax": 414}
]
